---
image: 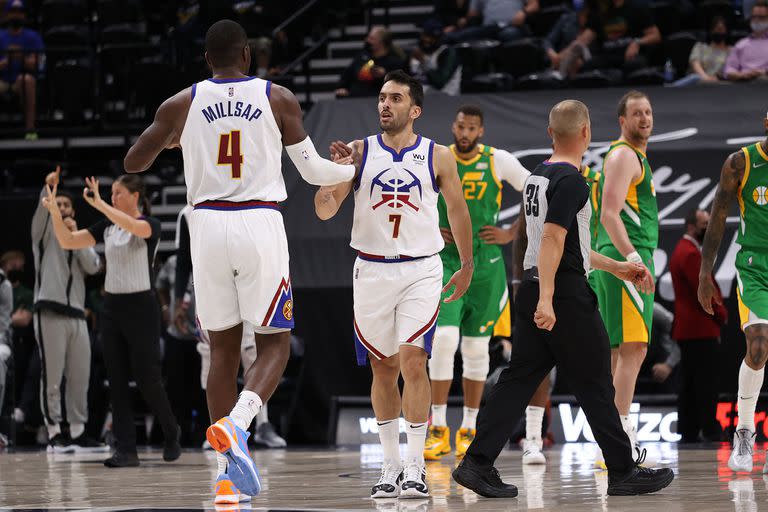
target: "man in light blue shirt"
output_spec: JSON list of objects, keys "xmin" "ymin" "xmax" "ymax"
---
[{"xmin": 444, "ymin": 0, "xmax": 537, "ymax": 44}]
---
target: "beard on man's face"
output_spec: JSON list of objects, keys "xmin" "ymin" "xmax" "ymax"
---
[{"xmin": 454, "ymin": 136, "xmax": 479, "ymax": 153}]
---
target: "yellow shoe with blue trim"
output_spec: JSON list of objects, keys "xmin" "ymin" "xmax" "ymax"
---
[
  {"xmin": 455, "ymin": 428, "xmax": 476, "ymax": 459},
  {"xmin": 423, "ymin": 425, "xmax": 451, "ymax": 460}
]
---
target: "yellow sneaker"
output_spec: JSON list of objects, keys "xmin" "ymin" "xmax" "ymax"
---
[
  {"xmin": 455, "ymin": 428, "xmax": 476, "ymax": 459},
  {"xmin": 423, "ymin": 425, "xmax": 451, "ymax": 460}
]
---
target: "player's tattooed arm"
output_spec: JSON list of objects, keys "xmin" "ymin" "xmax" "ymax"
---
[
  {"xmin": 125, "ymin": 88, "xmax": 191, "ymax": 173},
  {"xmin": 700, "ymin": 150, "xmax": 744, "ymax": 275},
  {"xmin": 314, "ymin": 140, "xmax": 360, "ymax": 220},
  {"xmin": 698, "ymin": 150, "xmax": 745, "ymax": 314}
]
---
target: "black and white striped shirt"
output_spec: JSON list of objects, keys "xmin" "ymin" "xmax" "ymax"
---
[
  {"xmin": 87, "ymin": 216, "xmax": 161, "ymax": 294},
  {"xmin": 523, "ymin": 161, "xmax": 592, "ymax": 278}
]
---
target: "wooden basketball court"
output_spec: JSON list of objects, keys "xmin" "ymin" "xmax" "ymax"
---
[{"xmin": 0, "ymin": 442, "xmax": 759, "ymax": 510}]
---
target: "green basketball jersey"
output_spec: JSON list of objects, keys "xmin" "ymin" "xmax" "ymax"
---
[
  {"xmin": 582, "ymin": 165, "xmax": 602, "ymax": 251},
  {"xmin": 736, "ymin": 142, "xmax": 768, "ymax": 251},
  {"xmin": 438, "ymin": 144, "xmax": 503, "ymax": 258},
  {"xmin": 596, "ymin": 140, "xmax": 659, "ymax": 251}
]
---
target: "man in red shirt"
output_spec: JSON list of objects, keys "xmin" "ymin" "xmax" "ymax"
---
[{"xmin": 670, "ymin": 208, "xmax": 728, "ymax": 443}]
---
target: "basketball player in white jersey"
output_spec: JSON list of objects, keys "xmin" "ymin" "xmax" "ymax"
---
[
  {"xmin": 124, "ymin": 20, "xmax": 357, "ymax": 503},
  {"xmin": 315, "ymin": 71, "xmax": 473, "ymax": 499}
]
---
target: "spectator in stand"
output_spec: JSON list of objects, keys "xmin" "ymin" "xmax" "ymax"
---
[
  {"xmin": 0, "ymin": 0, "xmax": 42, "ymax": 140},
  {"xmin": 0, "ymin": 251, "xmax": 32, "ymax": 334},
  {"xmin": 433, "ymin": 0, "xmax": 470, "ymax": 34},
  {"xmin": 443, "ymin": 0, "xmax": 539, "ymax": 44},
  {"xmin": 335, "ymin": 26, "xmax": 406, "ymax": 98},
  {"xmin": 670, "ymin": 209, "xmax": 727, "ymax": 443},
  {"xmin": 724, "ymin": 0, "xmax": 768, "ymax": 82},
  {"xmin": 543, "ymin": 6, "xmax": 590, "ymax": 76},
  {"xmin": 571, "ymin": 0, "xmax": 661, "ymax": 78},
  {"xmin": 673, "ymin": 16, "xmax": 730, "ymax": 86},
  {"xmin": 410, "ymin": 20, "xmax": 462, "ymax": 95},
  {"xmin": 41, "ymin": 175, "xmax": 180, "ymax": 467},
  {"xmin": 31, "ymin": 167, "xmax": 104, "ymax": 452}
]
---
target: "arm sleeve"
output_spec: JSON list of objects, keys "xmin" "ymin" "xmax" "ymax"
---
[
  {"xmin": 174, "ymin": 214, "xmax": 192, "ymax": 300},
  {"xmin": 31, "ymin": 187, "xmax": 49, "ymax": 246},
  {"xmin": 86, "ymin": 219, "xmax": 110, "ymax": 244},
  {"xmin": 493, "ymin": 149, "xmax": 531, "ymax": 192},
  {"xmin": 545, "ymin": 173, "xmax": 589, "ymax": 229},
  {"xmin": 144, "ymin": 216, "xmax": 162, "ymax": 241},
  {"xmin": 285, "ymin": 136, "xmax": 356, "ymax": 186},
  {"xmin": 76, "ymin": 247, "xmax": 101, "ymax": 275}
]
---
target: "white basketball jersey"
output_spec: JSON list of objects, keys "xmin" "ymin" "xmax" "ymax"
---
[
  {"xmin": 351, "ymin": 134, "xmax": 444, "ymax": 258},
  {"xmin": 180, "ymin": 77, "xmax": 284, "ymax": 205}
]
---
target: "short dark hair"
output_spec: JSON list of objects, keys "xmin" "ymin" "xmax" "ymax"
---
[
  {"xmin": 205, "ymin": 19, "xmax": 248, "ymax": 69},
  {"xmin": 684, "ymin": 208, "xmax": 701, "ymax": 227},
  {"xmin": 57, "ymin": 190, "xmax": 74, "ymax": 204},
  {"xmin": 617, "ymin": 90, "xmax": 649, "ymax": 117},
  {"xmin": 457, "ymin": 104, "xmax": 484, "ymax": 124},
  {"xmin": 383, "ymin": 70, "xmax": 424, "ymax": 108}
]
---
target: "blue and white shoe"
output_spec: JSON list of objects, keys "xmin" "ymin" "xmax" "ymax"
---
[{"xmin": 207, "ymin": 417, "xmax": 261, "ymax": 496}]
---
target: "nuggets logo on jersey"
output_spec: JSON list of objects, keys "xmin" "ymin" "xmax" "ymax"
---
[{"xmin": 371, "ymin": 168, "xmax": 423, "ymax": 211}]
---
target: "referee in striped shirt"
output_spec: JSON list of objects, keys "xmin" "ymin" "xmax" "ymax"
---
[
  {"xmin": 453, "ymin": 100, "xmax": 674, "ymax": 498},
  {"xmin": 42, "ymin": 173, "xmax": 180, "ymax": 468}
]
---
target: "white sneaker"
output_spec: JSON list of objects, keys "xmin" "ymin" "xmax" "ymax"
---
[
  {"xmin": 371, "ymin": 462, "xmax": 403, "ymax": 499},
  {"xmin": 522, "ymin": 438, "xmax": 546, "ymax": 465},
  {"xmin": 729, "ymin": 429, "xmax": 756, "ymax": 472},
  {"xmin": 400, "ymin": 462, "xmax": 429, "ymax": 498},
  {"xmin": 625, "ymin": 423, "xmax": 656, "ymax": 466}
]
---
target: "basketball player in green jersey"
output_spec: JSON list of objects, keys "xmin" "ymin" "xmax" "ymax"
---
[
  {"xmin": 699, "ymin": 112, "xmax": 768, "ymax": 473},
  {"xmin": 592, "ymin": 91, "xmax": 657, "ymax": 465},
  {"xmin": 425, "ymin": 105, "xmax": 534, "ymax": 461}
]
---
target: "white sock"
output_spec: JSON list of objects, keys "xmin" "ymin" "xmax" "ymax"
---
[
  {"xmin": 737, "ymin": 360, "xmax": 765, "ymax": 431},
  {"xmin": 525, "ymin": 406, "xmax": 545, "ymax": 440},
  {"xmin": 256, "ymin": 403, "xmax": 268, "ymax": 427},
  {"xmin": 217, "ymin": 452, "xmax": 227, "ymax": 475},
  {"xmin": 431, "ymin": 404, "xmax": 447, "ymax": 427},
  {"xmin": 70, "ymin": 422, "xmax": 85, "ymax": 439},
  {"xmin": 405, "ymin": 421, "xmax": 427, "ymax": 465},
  {"xmin": 619, "ymin": 414, "xmax": 632, "ymax": 433},
  {"xmin": 47, "ymin": 424, "xmax": 61, "ymax": 438},
  {"xmin": 229, "ymin": 390, "xmax": 263, "ymax": 431},
  {"xmin": 377, "ymin": 418, "xmax": 401, "ymax": 465},
  {"xmin": 461, "ymin": 406, "xmax": 479, "ymax": 430}
]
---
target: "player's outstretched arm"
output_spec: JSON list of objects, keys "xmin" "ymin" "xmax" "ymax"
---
[
  {"xmin": 314, "ymin": 140, "xmax": 360, "ymax": 220},
  {"xmin": 599, "ymin": 146, "xmax": 643, "ymax": 260},
  {"xmin": 698, "ymin": 150, "xmax": 744, "ymax": 314},
  {"xmin": 436, "ymin": 144, "xmax": 473, "ymax": 302},
  {"xmin": 125, "ymin": 89, "xmax": 191, "ymax": 173},
  {"xmin": 590, "ymin": 250, "xmax": 653, "ymax": 294},
  {"xmin": 270, "ymin": 84, "xmax": 357, "ymax": 186}
]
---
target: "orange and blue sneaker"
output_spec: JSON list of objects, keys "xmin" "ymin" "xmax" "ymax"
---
[
  {"xmin": 214, "ymin": 473, "xmax": 253, "ymax": 504},
  {"xmin": 207, "ymin": 417, "xmax": 261, "ymax": 497}
]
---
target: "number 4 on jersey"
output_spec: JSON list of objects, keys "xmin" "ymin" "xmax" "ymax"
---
[{"xmin": 218, "ymin": 130, "xmax": 244, "ymax": 179}]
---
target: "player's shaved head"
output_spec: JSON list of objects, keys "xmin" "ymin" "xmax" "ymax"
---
[
  {"xmin": 205, "ymin": 19, "xmax": 249, "ymax": 69},
  {"xmin": 549, "ymin": 100, "xmax": 590, "ymax": 140}
]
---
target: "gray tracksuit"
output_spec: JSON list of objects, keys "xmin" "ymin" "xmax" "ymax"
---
[
  {"xmin": 0, "ymin": 270, "xmax": 12, "ymax": 414},
  {"xmin": 31, "ymin": 187, "xmax": 101, "ymax": 428}
]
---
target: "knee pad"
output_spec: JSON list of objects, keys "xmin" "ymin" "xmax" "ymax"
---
[
  {"xmin": 461, "ymin": 336, "xmax": 491, "ymax": 381},
  {"xmin": 428, "ymin": 326, "xmax": 460, "ymax": 380}
]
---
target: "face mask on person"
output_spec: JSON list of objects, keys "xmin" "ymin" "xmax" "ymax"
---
[
  {"xmin": 6, "ymin": 269, "xmax": 23, "ymax": 284},
  {"xmin": 710, "ymin": 32, "xmax": 727, "ymax": 43},
  {"xmin": 752, "ymin": 21, "xmax": 768, "ymax": 34}
]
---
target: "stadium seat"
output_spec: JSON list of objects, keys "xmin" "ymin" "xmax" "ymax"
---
[
  {"xmin": 39, "ymin": 0, "xmax": 89, "ymax": 31},
  {"xmin": 48, "ymin": 60, "xmax": 94, "ymax": 122},
  {"xmin": 99, "ymin": 23, "xmax": 146, "ymax": 45},
  {"xmin": 625, "ymin": 67, "xmax": 665, "ymax": 85},
  {"xmin": 464, "ymin": 72, "xmax": 515, "ymax": 93},
  {"xmin": 568, "ymin": 70, "xmax": 618, "ymax": 88},
  {"xmin": 44, "ymin": 25, "xmax": 90, "ymax": 47},
  {"xmin": 96, "ymin": 0, "xmax": 143, "ymax": 26},
  {"xmin": 650, "ymin": 2, "xmax": 681, "ymax": 36},
  {"xmin": 516, "ymin": 71, "xmax": 564, "ymax": 90},
  {"xmin": 494, "ymin": 39, "xmax": 547, "ymax": 78},
  {"xmin": 129, "ymin": 59, "xmax": 180, "ymax": 120},
  {"xmin": 455, "ymin": 40, "xmax": 499, "ymax": 85},
  {"xmin": 529, "ymin": 5, "xmax": 569, "ymax": 38},
  {"xmin": 664, "ymin": 32, "xmax": 698, "ymax": 80}
]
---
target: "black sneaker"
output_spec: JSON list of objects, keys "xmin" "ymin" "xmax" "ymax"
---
[
  {"xmin": 104, "ymin": 451, "xmax": 140, "ymax": 468},
  {"xmin": 163, "ymin": 425, "xmax": 182, "ymax": 462},
  {"xmin": 70, "ymin": 434, "xmax": 109, "ymax": 452},
  {"xmin": 607, "ymin": 465, "xmax": 674, "ymax": 496},
  {"xmin": 452, "ymin": 456, "xmax": 518, "ymax": 498},
  {"xmin": 47, "ymin": 433, "xmax": 73, "ymax": 454}
]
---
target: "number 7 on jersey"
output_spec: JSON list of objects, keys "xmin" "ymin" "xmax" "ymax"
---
[{"xmin": 218, "ymin": 130, "xmax": 244, "ymax": 179}]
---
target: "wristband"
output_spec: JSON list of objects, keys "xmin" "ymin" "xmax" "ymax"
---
[{"xmin": 626, "ymin": 251, "xmax": 643, "ymax": 264}]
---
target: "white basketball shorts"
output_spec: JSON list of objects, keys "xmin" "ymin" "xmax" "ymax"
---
[
  {"xmin": 352, "ymin": 254, "xmax": 442, "ymax": 365},
  {"xmin": 190, "ymin": 204, "xmax": 293, "ymax": 332}
]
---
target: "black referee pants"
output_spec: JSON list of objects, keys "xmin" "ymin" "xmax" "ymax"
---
[
  {"xmin": 466, "ymin": 277, "xmax": 635, "ymax": 474},
  {"xmin": 102, "ymin": 291, "xmax": 177, "ymax": 454}
]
